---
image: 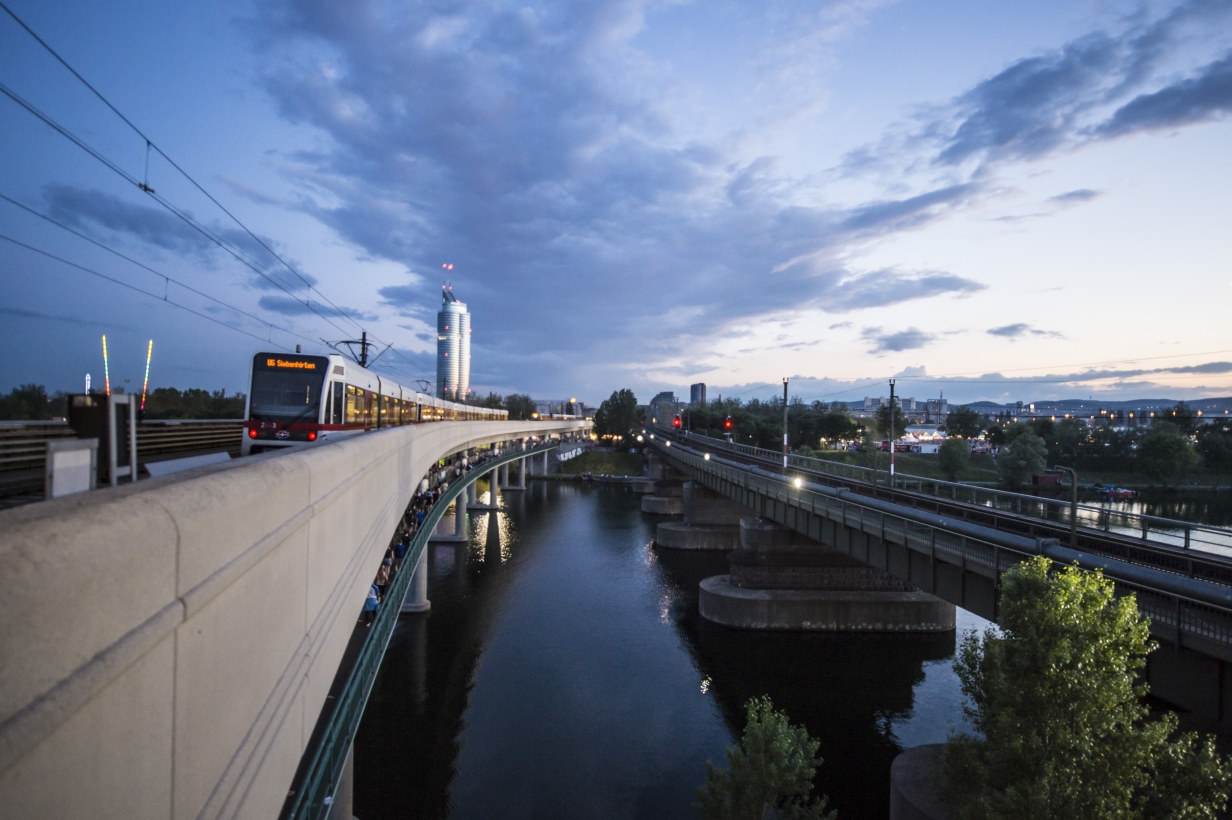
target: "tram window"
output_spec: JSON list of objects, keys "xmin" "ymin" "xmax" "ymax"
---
[
  {"xmin": 345, "ymin": 385, "xmax": 361, "ymax": 424},
  {"xmin": 331, "ymin": 382, "xmax": 344, "ymax": 423}
]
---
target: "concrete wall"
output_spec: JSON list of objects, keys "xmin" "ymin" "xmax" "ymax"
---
[{"xmin": 0, "ymin": 420, "xmax": 587, "ymax": 820}]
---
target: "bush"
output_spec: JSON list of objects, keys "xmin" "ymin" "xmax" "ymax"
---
[
  {"xmin": 997, "ymin": 429, "xmax": 1047, "ymax": 489},
  {"xmin": 698, "ymin": 696, "xmax": 835, "ymax": 820},
  {"xmin": 937, "ymin": 437, "xmax": 970, "ymax": 482},
  {"xmin": 941, "ymin": 556, "xmax": 1232, "ymax": 819},
  {"xmin": 1138, "ymin": 423, "xmax": 1199, "ymax": 486}
]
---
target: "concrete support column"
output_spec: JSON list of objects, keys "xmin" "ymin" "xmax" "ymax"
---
[
  {"xmin": 454, "ymin": 497, "xmax": 467, "ymax": 537},
  {"xmin": 326, "ymin": 745, "xmax": 353, "ymax": 820},
  {"xmin": 467, "ymin": 481, "xmax": 477, "ymax": 507},
  {"xmin": 518, "ymin": 457, "xmax": 527, "ymax": 488},
  {"xmin": 500, "ymin": 463, "xmax": 509, "ymax": 489},
  {"xmin": 491, "ymin": 468, "xmax": 502, "ymax": 505},
  {"xmin": 401, "ymin": 549, "xmax": 430, "ymax": 613},
  {"xmin": 543, "ymin": 451, "xmax": 549, "ymax": 474}
]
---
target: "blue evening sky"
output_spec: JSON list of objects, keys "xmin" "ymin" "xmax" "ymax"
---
[{"xmin": 1, "ymin": 0, "xmax": 1229, "ymax": 405}]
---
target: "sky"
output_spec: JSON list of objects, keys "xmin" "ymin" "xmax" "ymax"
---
[{"xmin": 0, "ymin": 0, "xmax": 1230, "ymax": 406}]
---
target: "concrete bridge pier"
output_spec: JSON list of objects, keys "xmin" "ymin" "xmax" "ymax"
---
[
  {"xmin": 699, "ymin": 518, "xmax": 955, "ymax": 632},
  {"xmin": 401, "ymin": 550, "xmax": 431, "ymax": 614},
  {"xmin": 641, "ymin": 478, "xmax": 684, "ymax": 514},
  {"xmin": 656, "ymin": 481, "xmax": 749, "ymax": 550},
  {"xmin": 430, "ymin": 497, "xmax": 469, "ymax": 543},
  {"xmin": 641, "ymin": 451, "xmax": 687, "ymax": 514}
]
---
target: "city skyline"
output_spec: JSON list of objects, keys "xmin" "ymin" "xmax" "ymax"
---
[{"xmin": 1, "ymin": 0, "xmax": 1230, "ymax": 405}]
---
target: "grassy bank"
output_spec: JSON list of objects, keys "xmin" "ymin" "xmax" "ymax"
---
[
  {"xmin": 559, "ymin": 450, "xmax": 644, "ymax": 476},
  {"xmin": 802, "ymin": 450, "xmax": 1002, "ymax": 483}
]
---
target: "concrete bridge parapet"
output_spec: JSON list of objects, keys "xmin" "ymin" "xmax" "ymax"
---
[{"xmin": 0, "ymin": 418, "xmax": 589, "ymax": 820}]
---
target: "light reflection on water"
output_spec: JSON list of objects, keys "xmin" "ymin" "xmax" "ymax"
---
[{"xmin": 355, "ymin": 483, "xmax": 974, "ymax": 820}]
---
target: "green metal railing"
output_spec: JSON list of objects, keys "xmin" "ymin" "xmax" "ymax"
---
[
  {"xmin": 281, "ymin": 442, "xmax": 560, "ymax": 820},
  {"xmin": 675, "ymin": 430, "xmax": 1232, "ymax": 555}
]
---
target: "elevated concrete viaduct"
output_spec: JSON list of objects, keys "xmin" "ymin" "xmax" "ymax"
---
[
  {"xmin": 0, "ymin": 419, "xmax": 588, "ymax": 820},
  {"xmin": 651, "ymin": 438, "xmax": 1232, "ymax": 727}
]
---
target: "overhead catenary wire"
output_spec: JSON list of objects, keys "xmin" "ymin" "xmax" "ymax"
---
[
  {"xmin": 0, "ymin": 80, "xmax": 358, "ymax": 339},
  {"xmin": 0, "ymin": 192, "xmax": 322, "ymax": 348},
  {"xmin": 0, "ymin": 47, "xmax": 434, "ymax": 383},
  {"xmin": 0, "ymin": 0, "xmax": 366, "ymax": 335},
  {"xmin": 0, "ymin": 231, "xmax": 298, "ymax": 350}
]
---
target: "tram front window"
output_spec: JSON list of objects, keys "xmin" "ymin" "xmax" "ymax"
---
[{"xmin": 249, "ymin": 355, "xmax": 327, "ymax": 423}]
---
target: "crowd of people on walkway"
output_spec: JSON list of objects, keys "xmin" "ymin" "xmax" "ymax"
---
[{"xmin": 359, "ymin": 447, "xmax": 512, "ymax": 627}]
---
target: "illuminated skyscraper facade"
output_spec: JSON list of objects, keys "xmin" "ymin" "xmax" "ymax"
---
[{"xmin": 436, "ymin": 286, "xmax": 471, "ymax": 400}]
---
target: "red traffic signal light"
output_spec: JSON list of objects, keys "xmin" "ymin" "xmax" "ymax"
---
[
  {"xmin": 673, "ymin": 415, "xmax": 681, "ymax": 429},
  {"xmin": 724, "ymin": 416, "xmax": 733, "ymax": 430}
]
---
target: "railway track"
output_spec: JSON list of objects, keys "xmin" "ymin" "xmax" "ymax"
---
[
  {"xmin": 0, "ymin": 419, "xmax": 243, "ymax": 507},
  {"xmin": 661, "ymin": 429, "xmax": 1232, "ymax": 588}
]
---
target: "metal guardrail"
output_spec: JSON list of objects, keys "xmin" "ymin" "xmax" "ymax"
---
[
  {"xmin": 655, "ymin": 439, "xmax": 1232, "ymax": 663},
  {"xmin": 678, "ymin": 431, "xmax": 1232, "ymax": 555},
  {"xmin": 281, "ymin": 442, "xmax": 558, "ymax": 820}
]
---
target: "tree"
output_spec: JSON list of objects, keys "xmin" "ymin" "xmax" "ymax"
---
[
  {"xmin": 593, "ymin": 389, "xmax": 639, "ymax": 442},
  {"xmin": 1159, "ymin": 401, "xmax": 1200, "ymax": 435},
  {"xmin": 697, "ymin": 696, "xmax": 836, "ymax": 820},
  {"xmin": 941, "ymin": 556, "xmax": 1232, "ymax": 820},
  {"xmin": 943, "ymin": 406, "xmax": 984, "ymax": 439},
  {"xmin": 816, "ymin": 410, "xmax": 859, "ymax": 445},
  {"xmin": 0, "ymin": 383, "xmax": 67, "ymax": 420},
  {"xmin": 873, "ymin": 402, "xmax": 907, "ymax": 439},
  {"xmin": 144, "ymin": 387, "xmax": 245, "ymax": 419},
  {"xmin": 998, "ymin": 429, "xmax": 1047, "ymax": 489},
  {"xmin": 938, "ymin": 437, "xmax": 970, "ymax": 482},
  {"xmin": 1197, "ymin": 423, "xmax": 1232, "ymax": 475},
  {"xmin": 1137, "ymin": 423, "xmax": 1199, "ymax": 486},
  {"xmin": 504, "ymin": 393, "xmax": 536, "ymax": 421},
  {"xmin": 985, "ymin": 425, "xmax": 1007, "ymax": 447}
]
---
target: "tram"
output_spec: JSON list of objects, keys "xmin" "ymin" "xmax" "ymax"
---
[{"xmin": 242, "ymin": 352, "xmax": 507, "ymax": 455}]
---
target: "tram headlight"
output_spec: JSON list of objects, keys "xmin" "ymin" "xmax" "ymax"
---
[{"xmin": 248, "ymin": 428, "xmax": 257, "ymax": 439}]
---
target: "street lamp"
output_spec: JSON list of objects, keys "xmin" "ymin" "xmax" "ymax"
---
[{"xmin": 1052, "ymin": 465, "xmax": 1079, "ymax": 547}]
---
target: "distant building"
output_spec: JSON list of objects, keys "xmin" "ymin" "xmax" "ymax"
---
[
  {"xmin": 436, "ymin": 286, "xmax": 471, "ymax": 401},
  {"xmin": 649, "ymin": 391, "xmax": 684, "ymax": 424},
  {"xmin": 862, "ymin": 396, "xmax": 918, "ymax": 412},
  {"xmin": 924, "ymin": 397, "xmax": 948, "ymax": 423},
  {"xmin": 533, "ymin": 399, "xmax": 591, "ymax": 418},
  {"xmin": 690, "ymin": 383, "xmax": 707, "ymax": 405}
]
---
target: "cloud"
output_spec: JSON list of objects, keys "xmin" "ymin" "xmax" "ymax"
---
[
  {"xmin": 825, "ymin": 269, "xmax": 985, "ymax": 312},
  {"xmin": 829, "ymin": 321, "xmax": 852, "ymax": 330},
  {"xmin": 987, "ymin": 323, "xmax": 1065, "ymax": 339},
  {"xmin": 0, "ymin": 305, "xmax": 115, "ymax": 328},
  {"xmin": 257, "ymin": 294, "xmax": 376, "ymax": 321},
  {"xmin": 861, "ymin": 326, "xmax": 936, "ymax": 353},
  {"xmin": 843, "ymin": 0, "xmax": 1232, "ymax": 174},
  {"xmin": 1097, "ymin": 51, "xmax": 1232, "ymax": 137},
  {"xmin": 244, "ymin": 0, "xmax": 1001, "ymax": 378},
  {"xmin": 43, "ymin": 185, "xmax": 316, "ymax": 292},
  {"xmin": 1047, "ymin": 188, "xmax": 1102, "ymax": 204}
]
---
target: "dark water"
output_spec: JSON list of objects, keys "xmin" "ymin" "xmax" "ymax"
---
[{"xmin": 355, "ymin": 483, "xmax": 982, "ymax": 820}]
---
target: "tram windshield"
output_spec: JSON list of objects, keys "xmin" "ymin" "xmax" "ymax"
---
[{"xmin": 249, "ymin": 354, "xmax": 327, "ymax": 423}]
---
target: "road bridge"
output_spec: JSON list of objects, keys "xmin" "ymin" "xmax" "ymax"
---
[
  {"xmin": 650, "ymin": 435, "xmax": 1232, "ymax": 727},
  {"xmin": 0, "ymin": 418, "xmax": 588, "ymax": 820}
]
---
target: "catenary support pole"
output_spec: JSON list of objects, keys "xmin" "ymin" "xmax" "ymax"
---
[
  {"xmin": 782, "ymin": 377, "xmax": 789, "ymax": 470},
  {"xmin": 889, "ymin": 379, "xmax": 896, "ymax": 478}
]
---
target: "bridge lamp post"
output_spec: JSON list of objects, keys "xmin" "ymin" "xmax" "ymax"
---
[{"xmin": 1052, "ymin": 465, "xmax": 1079, "ymax": 547}]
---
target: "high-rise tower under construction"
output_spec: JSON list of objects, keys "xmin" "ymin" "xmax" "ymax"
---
[{"xmin": 436, "ymin": 286, "xmax": 470, "ymax": 401}]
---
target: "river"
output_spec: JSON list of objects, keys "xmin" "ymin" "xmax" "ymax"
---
[{"xmin": 354, "ymin": 481, "xmax": 985, "ymax": 820}]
